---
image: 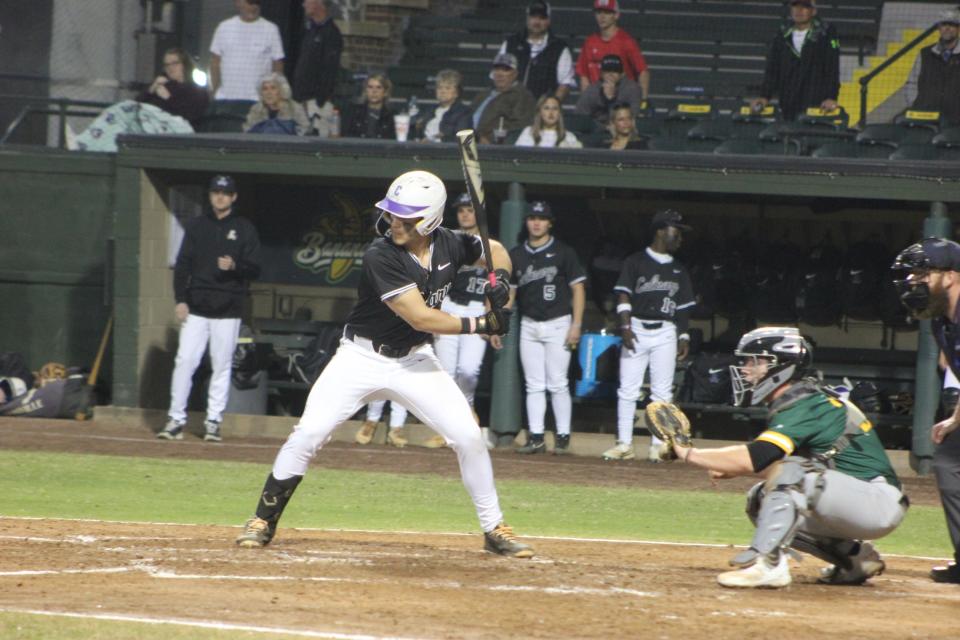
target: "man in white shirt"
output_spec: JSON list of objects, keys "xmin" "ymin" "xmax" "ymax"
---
[
  {"xmin": 210, "ymin": 0, "xmax": 285, "ymax": 102},
  {"xmin": 498, "ymin": 1, "xmax": 576, "ymax": 102}
]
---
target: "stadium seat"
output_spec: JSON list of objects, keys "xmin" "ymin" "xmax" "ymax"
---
[
  {"xmin": 730, "ymin": 104, "xmax": 780, "ymax": 140},
  {"xmin": 888, "ymin": 144, "xmax": 939, "ymax": 161},
  {"xmin": 564, "ymin": 112, "xmax": 599, "ymax": 137},
  {"xmin": 635, "ymin": 115, "xmax": 665, "ymax": 139},
  {"xmin": 933, "ymin": 127, "xmax": 960, "ymax": 148},
  {"xmin": 856, "ymin": 124, "xmax": 906, "ymax": 148},
  {"xmin": 687, "ymin": 119, "xmax": 732, "ymax": 143},
  {"xmin": 194, "ymin": 113, "xmax": 246, "ymax": 134},
  {"xmin": 894, "ymin": 110, "xmax": 940, "ymax": 135},
  {"xmin": 796, "ymin": 106, "xmax": 850, "ymax": 130},
  {"xmin": 811, "ymin": 141, "xmax": 860, "ymax": 158},
  {"xmin": 663, "ymin": 102, "xmax": 716, "ymax": 139},
  {"xmin": 714, "ymin": 138, "xmax": 798, "ymax": 156},
  {"xmin": 646, "ymin": 136, "xmax": 691, "ymax": 152}
]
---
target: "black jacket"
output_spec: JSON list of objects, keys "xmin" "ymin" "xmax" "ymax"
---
[
  {"xmin": 912, "ymin": 42, "xmax": 960, "ymax": 125},
  {"xmin": 174, "ymin": 211, "xmax": 261, "ymax": 319},
  {"xmin": 413, "ymin": 101, "xmax": 473, "ymax": 142},
  {"xmin": 760, "ymin": 18, "xmax": 840, "ymax": 121},
  {"xmin": 292, "ymin": 18, "xmax": 343, "ymax": 105},
  {"xmin": 342, "ymin": 102, "xmax": 396, "ymax": 139}
]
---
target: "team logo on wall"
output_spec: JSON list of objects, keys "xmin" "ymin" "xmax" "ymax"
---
[{"xmin": 293, "ymin": 192, "xmax": 372, "ymax": 284}]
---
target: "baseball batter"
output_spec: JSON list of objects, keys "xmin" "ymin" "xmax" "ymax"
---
[
  {"xmin": 158, "ymin": 174, "xmax": 261, "ymax": 442},
  {"xmin": 236, "ymin": 170, "xmax": 532, "ymax": 558},
  {"xmin": 603, "ymin": 209, "xmax": 694, "ymax": 461},
  {"xmin": 673, "ymin": 327, "xmax": 906, "ymax": 588},
  {"xmin": 509, "ymin": 201, "xmax": 586, "ymax": 455}
]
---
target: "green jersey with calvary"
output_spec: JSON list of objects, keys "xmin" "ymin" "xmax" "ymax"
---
[{"xmin": 755, "ymin": 392, "xmax": 900, "ymax": 489}]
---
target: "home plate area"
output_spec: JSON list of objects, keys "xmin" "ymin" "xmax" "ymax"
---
[{"xmin": 0, "ymin": 518, "xmax": 957, "ymax": 639}]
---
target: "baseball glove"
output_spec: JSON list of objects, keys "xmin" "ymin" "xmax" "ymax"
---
[
  {"xmin": 35, "ymin": 362, "xmax": 67, "ymax": 388},
  {"xmin": 644, "ymin": 401, "xmax": 693, "ymax": 462}
]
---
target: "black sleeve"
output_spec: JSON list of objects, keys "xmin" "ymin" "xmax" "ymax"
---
[
  {"xmin": 747, "ymin": 440, "xmax": 786, "ymax": 473},
  {"xmin": 824, "ymin": 25, "xmax": 840, "ymax": 101},
  {"xmin": 317, "ymin": 29, "xmax": 343, "ymax": 105},
  {"xmin": 613, "ymin": 253, "xmax": 638, "ymax": 294},
  {"xmin": 760, "ymin": 36, "xmax": 781, "ymax": 99},
  {"xmin": 237, "ymin": 221, "xmax": 262, "ymax": 282},
  {"xmin": 173, "ymin": 223, "xmax": 195, "ymax": 304},
  {"xmin": 564, "ymin": 245, "xmax": 587, "ymax": 286},
  {"xmin": 456, "ymin": 231, "xmax": 483, "ymax": 267},
  {"xmin": 364, "ymin": 246, "xmax": 415, "ymax": 300}
]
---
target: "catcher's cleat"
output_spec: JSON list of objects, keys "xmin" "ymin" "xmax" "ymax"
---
[
  {"xmin": 554, "ymin": 433, "xmax": 571, "ymax": 455},
  {"xmin": 602, "ymin": 442, "xmax": 635, "ymax": 461},
  {"xmin": 387, "ymin": 427, "xmax": 408, "ymax": 448},
  {"xmin": 157, "ymin": 418, "xmax": 185, "ymax": 441},
  {"xmin": 236, "ymin": 516, "xmax": 274, "ymax": 548},
  {"xmin": 818, "ymin": 542, "xmax": 885, "ymax": 585},
  {"xmin": 203, "ymin": 419, "xmax": 222, "ymax": 442},
  {"xmin": 515, "ymin": 436, "xmax": 546, "ymax": 455},
  {"xmin": 422, "ymin": 434, "xmax": 447, "ymax": 448},
  {"xmin": 484, "ymin": 523, "xmax": 534, "ymax": 558},
  {"xmin": 355, "ymin": 420, "xmax": 378, "ymax": 445},
  {"xmin": 717, "ymin": 553, "xmax": 791, "ymax": 588}
]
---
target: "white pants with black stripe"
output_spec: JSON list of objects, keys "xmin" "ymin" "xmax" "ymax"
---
[
  {"xmin": 519, "ymin": 314, "xmax": 573, "ymax": 436},
  {"xmin": 168, "ymin": 314, "xmax": 241, "ymax": 424},
  {"xmin": 434, "ymin": 298, "xmax": 488, "ymax": 406},
  {"xmin": 616, "ymin": 319, "xmax": 677, "ymax": 445}
]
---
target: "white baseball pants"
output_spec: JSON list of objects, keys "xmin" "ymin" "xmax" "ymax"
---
[
  {"xmin": 617, "ymin": 319, "xmax": 677, "ymax": 444},
  {"xmin": 168, "ymin": 314, "xmax": 241, "ymax": 424},
  {"xmin": 272, "ymin": 338, "xmax": 504, "ymax": 532},
  {"xmin": 519, "ymin": 315, "xmax": 573, "ymax": 436},
  {"xmin": 434, "ymin": 299, "xmax": 488, "ymax": 406},
  {"xmin": 365, "ymin": 399, "xmax": 408, "ymax": 428}
]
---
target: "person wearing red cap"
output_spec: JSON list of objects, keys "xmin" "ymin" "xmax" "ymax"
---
[{"xmin": 575, "ymin": 0, "xmax": 649, "ymax": 99}]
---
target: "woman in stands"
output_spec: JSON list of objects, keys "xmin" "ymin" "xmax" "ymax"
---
[
  {"xmin": 243, "ymin": 73, "xmax": 310, "ymax": 135},
  {"xmin": 342, "ymin": 73, "xmax": 397, "ymax": 139},
  {"xmin": 70, "ymin": 48, "xmax": 208, "ymax": 152},
  {"xmin": 416, "ymin": 69, "xmax": 473, "ymax": 143},
  {"xmin": 515, "ymin": 95, "xmax": 582, "ymax": 148},
  {"xmin": 606, "ymin": 103, "xmax": 646, "ymax": 151}
]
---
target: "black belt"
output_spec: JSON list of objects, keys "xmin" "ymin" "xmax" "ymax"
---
[
  {"xmin": 344, "ymin": 326, "xmax": 415, "ymax": 358},
  {"xmin": 637, "ymin": 320, "xmax": 663, "ymax": 330}
]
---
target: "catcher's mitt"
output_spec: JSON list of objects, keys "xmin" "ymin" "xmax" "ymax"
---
[
  {"xmin": 644, "ymin": 401, "xmax": 693, "ymax": 462},
  {"xmin": 35, "ymin": 362, "xmax": 67, "ymax": 388}
]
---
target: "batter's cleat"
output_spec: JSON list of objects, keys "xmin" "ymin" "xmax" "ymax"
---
[
  {"xmin": 515, "ymin": 436, "xmax": 546, "ymax": 454},
  {"xmin": 931, "ymin": 562, "xmax": 960, "ymax": 583},
  {"xmin": 422, "ymin": 434, "xmax": 447, "ymax": 448},
  {"xmin": 235, "ymin": 516, "xmax": 274, "ymax": 548},
  {"xmin": 554, "ymin": 433, "xmax": 571, "ymax": 455},
  {"xmin": 387, "ymin": 427, "xmax": 408, "ymax": 448},
  {"xmin": 647, "ymin": 442, "xmax": 663, "ymax": 463},
  {"xmin": 717, "ymin": 553, "xmax": 791, "ymax": 588},
  {"xmin": 818, "ymin": 541, "xmax": 885, "ymax": 585},
  {"xmin": 203, "ymin": 419, "xmax": 222, "ymax": 442},
  {"xmin": 355, "ymin": 420, "xmax": 378, "ymax": 445},
  {"xmin": 484, "ymin": 523, "xmax": 534, "ymax": 558},
  {"xmin": 602, "ymin": 442, "xmax": 635, "ymax": 461},
  {"xmin": 157, "ymin": 418, "xmax": 185, "ymax": 440}
]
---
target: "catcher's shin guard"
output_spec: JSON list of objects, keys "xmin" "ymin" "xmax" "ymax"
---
[
  {"xmin": 730, "ymin": 460, "xmax": 807, "ymax": 566},
  {"xmin": 254, "ymin": 473, "xmax": 303, "ymax": 531}
]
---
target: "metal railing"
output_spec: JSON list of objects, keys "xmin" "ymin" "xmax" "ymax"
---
[
  {"xmin": 858, "ymin": 23, "xmax": 938, "ymax": 127},
  {"xmin": 1, "ymin": 95, "xmax": 111, "ymax": 148}
]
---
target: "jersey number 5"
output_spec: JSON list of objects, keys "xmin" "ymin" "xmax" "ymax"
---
[{"xmin": 543, "ymin": 284, "xmax": 556, "ymax": 301}]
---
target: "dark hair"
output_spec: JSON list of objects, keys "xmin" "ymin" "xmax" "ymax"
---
[{"xmin": 162, "ymin": 47, "xmax": 195, "ymax": 80}]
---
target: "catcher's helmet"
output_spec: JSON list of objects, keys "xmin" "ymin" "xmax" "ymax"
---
[
  {"xmin": 731, "ymin": 327, "xmax": 811, "ymax": 406},
  {"xmin": 374, "ymin": 170, "xmax": 447, "ymax": 237},
  {"xmin": 891, "ymin": 237, "xmax": 960, "ymax": 314}
]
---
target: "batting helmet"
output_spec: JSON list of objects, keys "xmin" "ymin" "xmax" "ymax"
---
[
  {"xmin": 731, "ymin": 327, "xmax": 811, "ymax": 406},
  {"xmin": 375, "ymin": 170, "xmax": 447, "ymax": 237}
]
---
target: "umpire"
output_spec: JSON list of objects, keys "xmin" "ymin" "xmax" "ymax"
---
[{"xmin": 157, "ymin": 175, "xmax": 262, "ymax": 442}]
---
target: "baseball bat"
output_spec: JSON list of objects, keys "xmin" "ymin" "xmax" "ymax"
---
[
  {"xmin": 76, "ymin": 314, "xmax": 112, "ymax": 421},
  {"xmin": 456, "ymin": 129, "xmax": 498, "ymax": 288}
]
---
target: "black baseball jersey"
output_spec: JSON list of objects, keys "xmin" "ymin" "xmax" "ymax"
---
[
  {"xmin": 345, "ymin": 227, "xmax": 483, "ymax": 349},
  {"xmin": 447, "ymin": 265, "xmax": 488, "ymax": 305},
  {"xmin": 509, "ymin": 237, "xmax": 586, "ymax": 321},
  {"xmin": 614, "ymin": 248, "xmax": 695, "ymax": 332}
]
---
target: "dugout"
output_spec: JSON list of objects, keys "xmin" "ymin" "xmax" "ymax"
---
[{"xmin": 105, "ymin": 134, "xmax": 960, "ymax": 468}]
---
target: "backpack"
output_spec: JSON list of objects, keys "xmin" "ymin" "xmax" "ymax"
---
[
  {"xmin": 748, "ymin": 240, "xmax": 803, "ymax": 323},
  {"xmin": 0, "ymin": 352, "xmax": 33, "ymax": 390},
  {"xmin": 680, "ymin": 352, "xmax": 736, "ymax": 404},
  {"xmin": 841, "ymin": 241, "xmax": 890, "ymax": 322},
  {"xmin": 794, "ymin": 241, "xmax": 843, "ymax": 326},
  {"xmin": 288, "ymin": 323, "xmax": 343, "ymax": 385}
]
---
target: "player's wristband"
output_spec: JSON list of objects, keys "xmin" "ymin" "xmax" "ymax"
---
[
  {"xmin": 616, "ymin": 303, "xmax": 632, "ymax": 314},
  {"xmin": 460, "ymin": 317, "xmax": 476, "ymax": 334}
]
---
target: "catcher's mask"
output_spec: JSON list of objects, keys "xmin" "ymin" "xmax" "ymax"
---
[
  {"xmin": 731, "ymin": 327, "xmax": 811, "ymax": 406},
  {"xmin": 891, "ymin": 238, "xmax": 960, "ymax": 316}
]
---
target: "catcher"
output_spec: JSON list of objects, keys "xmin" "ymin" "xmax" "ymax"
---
[{"xmin": 646, "ymin": 327, "xmax": 908, "ymax": 588}]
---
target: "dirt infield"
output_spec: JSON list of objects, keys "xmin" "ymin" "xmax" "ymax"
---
[{"xmin": 1, "ymin": 417, "xmax": 958, "ymax": 639}]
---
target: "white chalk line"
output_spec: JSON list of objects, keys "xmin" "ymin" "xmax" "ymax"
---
[{"xmin": 0, "ymin": 608, "xmax": 427, "ymax": 640}]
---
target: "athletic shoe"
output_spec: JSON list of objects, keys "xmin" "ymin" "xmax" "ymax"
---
[
  {"xmin": 157, "ymin": 418, "xmax": 185, "ymax": 440},
  {"xmin": 387, "ymin": 427, "xmax": 408, "ymax": 448},
  {"xmin": 818, "ymin": 541, "xmax": 885, "ymax": 585},
  {"xmin": 484, "ymin": 523, "xmax": 534, "ymax": 558},
  {"xmin": 647, "ymin": 442, "xmax": 663, "ymax": 463},
  {"xmin": 554, "ymin": 433, "xmax": 571, "ymax": 455},
  {"xmin": 515, "ymin": 436, "xmax": 546, "ymax": 454},
  {"xmin": 717, "ymin": 553, "xmax": 791, "ymax": 588},
  {"xmin": 422, "ymin": 434, "xmax": 447, "ymax": 448},
  {"xmin": 601, "ymin": 442, "xmax": 635, "ymax": 461},
  {"xmin": 930, "ymin": 561, "xmax": 960, "ymax": 584},
  {"xmin": 355, "ymin": 420, "xmax": 378, "ymax": 445},
  {"xmin": 235, "ymin": 516, "xmax": 274, "ymax": 548},
  {"xmin": 203, "ymin": 419, "xmax": 222, "ymax": 442}
]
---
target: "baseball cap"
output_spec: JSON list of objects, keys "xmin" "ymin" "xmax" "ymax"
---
[
  {"xmin": 527, "ymin": 200, "xmax": 554, "ymax": 219},
  {"xmin": 600, "ymin": 55, "xmax": 624, "ymax": 73},
  {"xmin": 209, "ymin": 174, "xmax": 236, "ymax": 193},
  {"xmin": 0, "ymin": 376, "xmax": 26, "ymax": 401},
  {"xmin": 492, "ymin": 52, "xmax": 519, "ymax": 70},
  {"xmin": 594, "ymin": 0, "xmax": 619, "ymax": 12},
  {"xmin": 528, "ymin": 0, "xmax": 551, "ymax": 18},
  {"xmin": 651, "ymin": 209, "xmax": 692, "ymax": 231},
  {"xmin": 789, "ymin": 0, "xmax": 815, "ymax": 6},
  {"xmin": 919, "ymin": 237, "xmax": 960, "ymax": 270},
  {"xmin": 939, "ymin": 8, "xmax": 960, "ymax": 25},
  {"xmin": 451, "ymin": 192, "xmax": 473, "ymax": 209}
]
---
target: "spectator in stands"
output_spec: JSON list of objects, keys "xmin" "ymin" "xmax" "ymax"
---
[
  {"xmin": 342, "ymin": 73, "xmax": 397, "ymax": 139},
  {"xmin": 498, "ymin": 1, "xmax": 577, "ymax": 102},
  {"xmin": 415, "ymin": 69, "xmax": 473, "ymax": 143},
  {"xmin": 515, "ymin": 95, "xmax": 583, "ymax": 148},
  {"xmin": 904, "ymin": 9, "xmax": 960, "ymax": 126},
  {"xmin": 243, "ymin": 73, "xmax": 310, "ymax": 135},
  {"xmin": 575, "ymin": 0, "xmax": 649, "ymax": 99},
  {"xmin": 575, "ymin": 54, "xmax": 643, "ymax": 126},
  {"xmin": 750, "ymin": 0, "xmax": 839, "ymax": 122},
  {"xmin": 292, "ymin": 0, "xmax": 343, "ymax": 137},
  {"xmin": 606, "ymin": 103, "xmax": 646, "ymax": 150},
  {"xmin": 471, "ymin": 53, "xmax": 538, "ymax": 144},
  {"xmin": 69, "ymin": 48, "xmax": 204, "ymax": 152},
  {"xmin": 210, "ymin": 0, "xmax": 285, "ymax": 103}
]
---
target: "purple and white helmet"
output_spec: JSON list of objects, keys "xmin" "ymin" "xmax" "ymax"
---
[{"xmin": 375, "ymin": 170, "xmax": 447, "ymax": 237}]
